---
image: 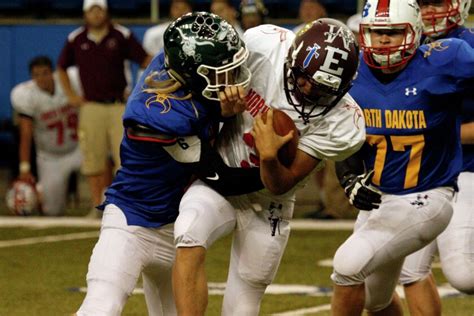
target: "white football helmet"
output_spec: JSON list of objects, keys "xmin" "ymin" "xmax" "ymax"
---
[
  {"xmin": 360, "ymin": 0, "xmax": 423, "ymax": 69},
  {"xmin": 6, "ymin": 180, "xmax": 40, "ymax": 216},
  {"xmin": 418, "ymin": 0, "xmax": 472, "ymax": 37}
]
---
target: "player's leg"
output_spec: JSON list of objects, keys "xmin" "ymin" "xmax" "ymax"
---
[
  {"xmin": 438, "ymin": 171, "xmax": 474, "ymax": 294},
  {"xmin": 400, "ymin": 241, "xmax": 440, "ymax": 316},
  {"xmin": 364, "ymin": 258, "xmax": 405, "ymax": 315},
  {"xmin": 404, "ymin": 274, "xmax": 441, "ymax": 316},
  {"xmin": 173, "ymin": 180, "xmax": 236, "ymax": 316},
  {"xmin": 107, "ymin": 103, "xmax": 126, "ymax": 174},
  {"xmin": 76, "ymin": 204, "xmax": 149, "ymax": 315},
  {"xmin": 36, "ymin": 152, "xmax": 68, "ymax": 216},
  {"xmin": 78, "ymin": 103, "xmax": 109, "ymax": 208},
  {"xmin": 331, "ymin": 188, "xmax": 453, "ymax": 316},
  {"xmin": 142, "ymin": 223, "xmax": 177, "ymax": 316},
  {"xmin": 222, "ymin": 196, "xmax": 292, "ymax": 315}
]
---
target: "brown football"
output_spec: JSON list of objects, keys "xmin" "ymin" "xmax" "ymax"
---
[{"xmin": 261, "ymin": 109, "xmax": 299, "ymax": 167}]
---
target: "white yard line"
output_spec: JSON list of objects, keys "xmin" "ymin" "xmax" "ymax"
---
[
  {"xmin": 0, "ymin": 217, "xmax": 101, "ymax": 228},
  {"xmin": 271, "ymin": 304, "xmax": 332, "ymax": 315},
  {"xmin": 0, "ymin": 231, "xmax": 99, "ymax": 248},
  {"xmin": 0, "ymin": 217, "xmax": 354, "ymax": 230}
]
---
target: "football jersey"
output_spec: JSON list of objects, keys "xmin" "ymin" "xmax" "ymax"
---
[
  {"xmin": 448, "ymin": 27, "xmax": 474, "ymax": 172},
  {"xmin": 350, "ymin": 38, "xmax": 474, "ymax": 194},
  {"xmin": 103, "ymin": 53, "xmax": 216, "ymax": 228},
  {"xmin": 11, "ymin": 73, "xmax": 79, "ymax": 155},
  {"xmin": 217, "ymin": 24, "xmax": 366, "ymax": 199}
]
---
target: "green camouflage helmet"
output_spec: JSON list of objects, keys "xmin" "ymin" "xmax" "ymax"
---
[{"xmin": 163, "ymin": 11, "xmax": 251, "ymax": 101}]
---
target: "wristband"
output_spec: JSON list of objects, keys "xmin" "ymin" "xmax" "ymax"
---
[{"xmin": 19, "ymin": 161, "xmax": 31, "ymax": 173}]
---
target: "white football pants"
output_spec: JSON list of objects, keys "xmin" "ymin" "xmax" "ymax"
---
[
  {"xmin": 36, "ymin": 147, "xmax": 82, "ymax": 216},
  {"xmin": 401, "ymin": 172, "xmax": 474, "ymax": 294},
  {"xmin": 76, "ymin": 204, "xmax": 176, "ymax": 316},
  {"xmin": 331, "ymin": 187, "xmax": 454, "ymax": 312},
  {"xmin": 175, "ymin": 180, "xmax": 293, "ymax": 316}
]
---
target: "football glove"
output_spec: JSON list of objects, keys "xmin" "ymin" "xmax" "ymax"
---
[{"xmin": 342, "ymin": 170, "xmax": 382, "ymax": 211}]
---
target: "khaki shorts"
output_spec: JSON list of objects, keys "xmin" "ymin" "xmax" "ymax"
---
[{"xmin": 78, "ymin": 102, "xmax": 124, "ymax": 175}]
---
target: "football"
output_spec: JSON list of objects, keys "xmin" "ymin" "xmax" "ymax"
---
[{"xmin": 261, "ymin": 109, "xmax": 299, "ymax": 167}]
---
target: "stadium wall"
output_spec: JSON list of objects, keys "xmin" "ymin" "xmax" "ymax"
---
[{"xmin": 0, "ymin": 24, "xmax": 149, "ymax": 125}]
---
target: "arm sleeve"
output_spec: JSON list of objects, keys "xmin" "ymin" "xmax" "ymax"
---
[
  {"xmin": 126, "ymin": 122, "xmax": 264, "ymax": 196},
  {"xmin": 191, "ymin": 140, "xmax": 264, "ymax": 196},
  {"xmin": 335, "ymin": 149, "xmax": 366, "ymax": 187}
]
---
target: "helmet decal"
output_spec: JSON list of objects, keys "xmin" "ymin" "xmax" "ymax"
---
[
  {"xmin": 362, "ymin": 2, "xmax": 372, "ymax": 17},
  {"xmin": 324, "ymin": 23, "xmax": 357, "ymax": 50},
  {"xmin": 376, "ymin": 0, "xmax": 391, "ymax": 17},
  {"xmin": 303, "ymin": 44, "xmax": 321, "ymax": 68}
]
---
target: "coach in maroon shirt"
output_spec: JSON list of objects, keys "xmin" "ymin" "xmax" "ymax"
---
[{"xmin": 57, "ymin": 0, "xmax": 151, "ymax": 216}]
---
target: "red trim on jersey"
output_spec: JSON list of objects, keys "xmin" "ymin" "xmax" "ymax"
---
[
  {"xmin": 376, "ymin": 0, "xmax": 390, "ymax": 17},
  {"xmin": 126, "ymin": 130, "xmax": 177, "ymax": 144}
]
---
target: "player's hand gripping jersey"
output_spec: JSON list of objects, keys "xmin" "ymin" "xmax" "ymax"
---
[
  {"xmin": 217, "ymin": 24, "xmax": 365, "ymax": 197},
  {"xmin": 11, "ymin": 74, "xmax": 79, "ymax": 155},
  {"xmin": 350, "ymin": 38, "xmax": 474, "ymax": 194}
]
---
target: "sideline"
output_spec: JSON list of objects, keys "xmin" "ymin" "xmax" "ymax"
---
[
  {"xmin": 0, "ymin": 217, "xmax": 354, "ymax": 230},
  {"xmin": 0, "ymin": 231, "xmax": 99, "ymax": 248}
]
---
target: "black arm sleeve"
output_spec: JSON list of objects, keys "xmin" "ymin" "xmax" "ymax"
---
[
  {"xmin": 335, "ymin": 150, "xmax": 365, "ymax": 188},
  {"xmin": 191, "ymin": 141, "xmax": 264, "ymax": 196}
]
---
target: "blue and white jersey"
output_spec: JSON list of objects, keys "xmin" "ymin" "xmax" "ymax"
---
[
  {"xmin": 102, "ymin": 53, "xmax": 215, "ymax": 227},
  {"xmin": 350, "ymin": 38, "xmax": 474, "ymax": 194}
]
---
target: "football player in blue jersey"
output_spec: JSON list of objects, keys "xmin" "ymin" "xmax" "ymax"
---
[
  {"xmin": 399, "ymin": 0, "xmax": 474, "ymax": 314},
  {"xmin": 75, "ymin": 12, "xmax": 266, "ymax": 316},
  {"xmin": 330, "ymin": 0, "xmax": 474, "ymax": 315}
]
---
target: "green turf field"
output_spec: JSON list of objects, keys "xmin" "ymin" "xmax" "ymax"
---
[{"xmin": 0, "ymin": 221, "xmax": 473, "ymax": 315}]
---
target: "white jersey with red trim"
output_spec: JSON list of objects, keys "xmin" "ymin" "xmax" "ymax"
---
[
  {"xmin": 217, "ymin": 24, "xmax": 366, "ymax": 194},
  {"xmin": 11, "ymin": 73, "xmax": 79, "ymax": 155}
]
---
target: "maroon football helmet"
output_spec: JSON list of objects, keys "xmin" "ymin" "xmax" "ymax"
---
[{"xmin": 284, "ymin": 18, "xmax": 359, "ymax": 123}]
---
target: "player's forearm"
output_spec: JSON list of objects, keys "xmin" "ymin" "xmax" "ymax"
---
[
  {"xmin": 461, "ymin": 122, "xmax": 474, "ymax": 144},
  {"xmin": 18, "ymin": 117, "xmax": 33, "ymax": 167},
  {"xmin": 260, "ymin": 158, "xmax": 296, "ymax": 195}
]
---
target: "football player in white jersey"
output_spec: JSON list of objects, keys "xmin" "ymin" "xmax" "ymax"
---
[
  {"xmin": 10, "ymin": 56, "xmax": 82, "ymax": 216},
  {"xmin": 173, "ymin": 19, "xmax": 365, "ymax": 315}
]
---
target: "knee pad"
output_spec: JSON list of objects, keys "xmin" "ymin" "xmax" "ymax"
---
[
  {"xmin": 176, "ymin": 182, "xmax": 235, "ymax": 248},
  {"xmin": 77, "ymin": 279, "xmax": 129, "ymax": 316},
  {"xmin": 332, "ymin": 242, "xmax": 371, "ymax": 284}
]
